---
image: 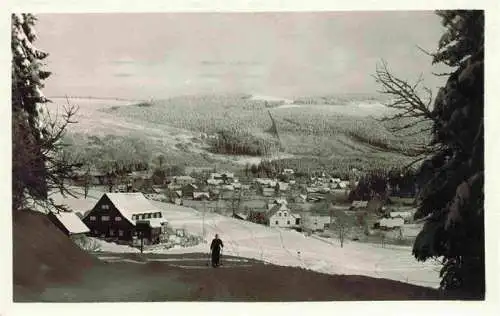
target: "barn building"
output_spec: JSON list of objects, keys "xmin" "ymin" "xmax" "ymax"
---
[{"xmin": 82, "ymin": 193, "xmax": 166, "ymax": 244}]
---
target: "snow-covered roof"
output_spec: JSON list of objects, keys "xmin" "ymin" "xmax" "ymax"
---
[
  {"xmin": 52, "ymin": 211, "xmax": 90, "ymax": 234},
  {"xmin": 268, "ymin": 204, "xmax": 290, "ymax": 215},
  {"xmin": 272, "ymin": 198, "xmax": 288, "ymax": 205},
  {"xmin": 235, "ymin": 213, "xmax": 248, "ymax": 220},
  {"xmin": 256, "ymin": 178, "xmax": 277, "ymax": 186},
  {"xmin": 104, "ymin": 193, "xmax": 160, "ymax": 224},
  {"xmin": 278, "ymin": 182, "xmax": 289, "ymax": 190},
  {"xmin": 222, "ymin": 185, "xmax": 235, "ymax": 191},
  {"xmin": 291, "ymin": 213, "xmax": 301, "ymax": 219},
  {"xmin": 193, "ymin": 192, "xmax": 210, "ymax": 199},
  {"xmin": 351, "ymin": 200, "xmax": 368, "ymax": 208},
  {"xmin": 207, "ymin": 179, "xmax": 223, "ymax": 185},
  {"xmin": 379, "ymin": 217, "xmax": 404, "ymax": 228},
  {"xmin": 306, "ymin": 187, "xmax": 320, "ymax": 193},
  {"xmin": 390, "ymin": 211, "xmax": 413, "ymax": 218},
  {"xmin": 137, "ymin": 218, "xmax": 167, "ymax": 228},
  {"xmin": 338, "ymin": 182, "xmax": 349, "ymax": 189}
]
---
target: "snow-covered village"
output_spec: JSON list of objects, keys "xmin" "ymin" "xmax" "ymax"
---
[{"xmin": 10, "ymin": 9, "xmax": 485, "ymax": 304}]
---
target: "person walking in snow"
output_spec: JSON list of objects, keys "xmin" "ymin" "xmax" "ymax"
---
[{"xmin": 210, "ymin": 234, "xmax": 224, "ymax": 267}]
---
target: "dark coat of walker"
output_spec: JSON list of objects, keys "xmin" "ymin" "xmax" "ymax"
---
[{"xmin": 210, "ymin": 234, "xmax": 224, "ymax": 267}]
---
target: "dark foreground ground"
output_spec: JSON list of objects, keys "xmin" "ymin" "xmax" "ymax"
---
[
  {"xmin": 13, "ymin": 210, "xmax": 475, "ymax": 302},
  {"xmin": 16, "ymin": 252, "xmax": 445, "ymax": 302}
]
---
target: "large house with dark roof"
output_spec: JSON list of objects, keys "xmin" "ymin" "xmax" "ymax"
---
[{"xmin": 82, "ymin": 193, "xmax": 166, "ymax": 244}]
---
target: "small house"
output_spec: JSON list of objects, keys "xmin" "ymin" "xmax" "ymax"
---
[
  {"xmin": 168, "ymin": 190, "xmax": 183, "ymax": 205},
  {"xmin": 268, "ymin": 204, "xmax": 300, "ymax": 228},
  {"xmin": 233, "ymin": 213, "xmax": 248, "ymax": 221},
  {"xmin": 173, "ymin": 175, "xmax": 196, "ymax": 186},
  {"xmin": 209, "ymin": 172, "xmax": 235, "ymax": 184},
  {"xmin": 389, "ymin": 210, "xmax": 414, "ymax": 223},
  {"xmin": 221, "ymin": 184, "xmax": 235, "ymax": 191},
  {"xmin": 207, "ymin": 178, "xmax": 223, "ymax": 186},
  {"xmin": 283, "ymin": 168, "xmax": 295, "ymax": 175},
  {"xmin": 255, "ymin": 178, "xmax": 277, "ymax": 188},
  {"xmin": 47, "ymin": 211, "xmax": 90, "ymax": 237},
  {"xmin": 294, "ymin": 194, "xmax": 307, "ymax": 203},
  {"xmin": 193, "ymin": 192, "xmax": 210, "ymax": 201},
  {"xmin": 338, "ymin": 181, "xmax": 349, "ymax": 189},
  {"xmin": 271, "ymin": 198, "xmax": 288, "ymax": 206},
  {"xmin": 378, "ymin": 217, "xmax": 404, "ymax": 230},
  {"xmin": 262, "ymin": 187, "xmax": 275, "ymax": 197},
  {"xmin": 181, "ymin": 183, "xmax": 198, "ymax": 199},
  {"xmin": 240, "ymin": 184, "xmax": 252, "ymax": 190},
  {"xmin": 350, "ymin": 200, "xmax": 368, "ymax": 210},
  {"xmin": 307, "ymin": 193, "xmax": 325, "ymax": 202},
  {"xmin": 330, "ymin": 178, "xmax": 341, "ymax": 184},
  {"xmin": 277, "ymin": 182, "xmax": 289, "ymax": 192},
  {"xmin": 306, "ymin": 187, "xmax": 321, "ymax": 194},
  {"xmin": 303, "ymin": 214, "xmax": 331, "ymax": 231}
]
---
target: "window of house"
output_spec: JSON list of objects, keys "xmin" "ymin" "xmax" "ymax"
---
[
  {"xmin": 287, "ymin": 220, "xmax": 290, "ymax": 225},
  {"xmin": 275, "ymin": 221, "xmax": 279, "ymax": 225},
  {"xmin": 283, "ymin": 212, "xmax": 288, "ymax": 217},
  {"xmin": 101, "ymin": 215, "xmax": 110, "ymax": 221},
  {"xmin": 89, "ymin": 216, "xmax": 96, "ymax": 221},
  {"xmin": 142, "ymin": 214, "xmax": 146, "ymax": 220},
  {"xmin": 118, "ymin": 230, "xmax": 124, "ymax": 237},
  {"xmin": 147, "ymin": 214, "xmax": 152, "ymax": 219},
  {"xmin": 278, "ymin": 212, "xmax": 282, "ymax": 217},
  {"xmin": 115, "ymin": 216, "xmax": 122, "ymax": 221},
  {"xmin": 101, "ymin": 204, "xmax": 109, "ymax": 210},
  {"xmin": 109, "ymin": 229, "xmax": 115, "ymax": 236},
  {"xmin": 93, "ymin": 229, "xmax": 99, "ymax": 235}
]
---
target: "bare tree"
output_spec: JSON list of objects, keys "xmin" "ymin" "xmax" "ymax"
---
[
  {"xmin": 328, "ymin": 202, "xmax": 351, "ymax": 248},
  {"xmin": 13, "ymin": 100, "xmax": 83, "ymax": 212},
  {"xmin": 231, "ymin": 189, "xmax": 242, "ymax": 216},
  {"xmin": 373, "ymin": 60, "xmax": 439, "ymax": 163}
]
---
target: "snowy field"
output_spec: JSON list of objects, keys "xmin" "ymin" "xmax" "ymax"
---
[{"xmin": 53, "ymin": 188, "xmax": 441, "ymax": 288}]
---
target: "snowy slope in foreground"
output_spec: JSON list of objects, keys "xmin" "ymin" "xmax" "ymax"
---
[
  {"xmin": 150, "ymin": 202, "xmax": 440, "ymax": 288},
  {"xmin": 53, "ymin": 190, "xmax": 440, "ymax": 288}
]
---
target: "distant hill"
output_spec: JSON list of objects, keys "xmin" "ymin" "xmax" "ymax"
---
[{"xmin": 50, "ymin": 95, "xmax": 430, "ymax": 173}]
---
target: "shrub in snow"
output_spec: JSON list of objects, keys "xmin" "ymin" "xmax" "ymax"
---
[{"xmin": 71, "ymin": 235, "xmax": 102, "ymax": 252}]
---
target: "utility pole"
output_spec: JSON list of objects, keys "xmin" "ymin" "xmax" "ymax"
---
[
  {"xmin": 139, "ymin": 231, "xmax": 144, "ymax": 254},
  {"xmin": 202, "ymin": 200, "xmax": 206, "ymax": 239}
]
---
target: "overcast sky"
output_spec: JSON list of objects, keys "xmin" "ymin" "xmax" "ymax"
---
[{"xmin": 36, "ymin": 12, "xmax": 447, "ymax": 99}]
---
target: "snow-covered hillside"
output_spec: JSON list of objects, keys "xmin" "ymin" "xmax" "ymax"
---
[{"xmin": 54, "ymin": 188, "xmax": 440, "ymax": 289}]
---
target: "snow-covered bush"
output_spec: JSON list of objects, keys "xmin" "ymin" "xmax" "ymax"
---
[{"xmin": 71, "ymin": 235, "xmax": 102, "ymax": 252}]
